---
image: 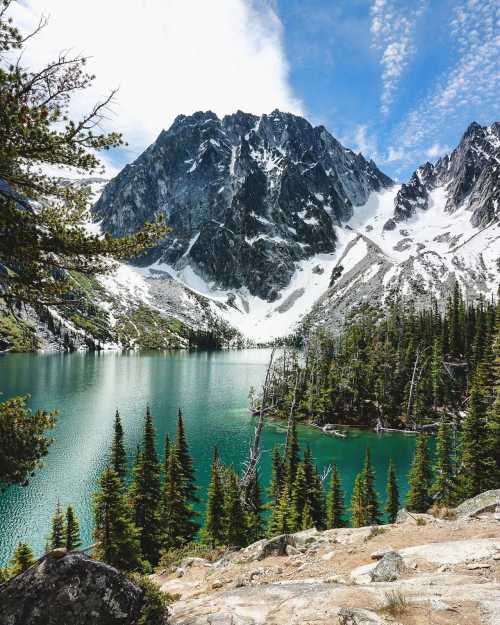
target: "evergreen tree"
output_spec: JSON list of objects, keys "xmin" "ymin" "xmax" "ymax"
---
[
  {"xmin": 430, "ymin": 415, "xmax": 457, "ymax": 507},
  {"xmin": 267, "ymin": 483, "xmax": 292, "ymax": 537},
  {"xmin": 283, "ymin": 415, "xmax": 300, "ymax": 489},
  {"xmin": 223, "ymin": 470, "xmax": 247, "ymax": 547},
  {"xmin": 129, "ymin": 406, "xmax": 162, "ymax": 565},
  {"xmin": 457, "ymin": 384, "xmax": 490, "ymax": 498},
  {"xmin": 202, "ymin": 452, "xmax": 225, "ymax": 547},
  {"xmin": 160, "ymin": 445, "xmax": 196, "ymax": 550},
  {"xmin": 327, "ymin": 464, "xmax": 345, "ymax": 528},
  {"xmin": 405, "ymin": 434, "xmax": 432, "ymax": 512},
  {"xmin": 303, "ymin": 446, "xmax": 326, "ymax": 529},
  {"xmin": 245, "ymin": 470, "xmax": 264, "ymax": 543},
  {"xmin": 164, "ymin": 434, "xmax": 171, "ymax": 474},
  {"xmin": 49, "ymin": 500, "xmax": 65, "ymax": 550},
  {"xmin": 0, "ymin": 395, "xmax": 56, "ymax": 490},
  {"xmin": 268, "ymin": 446, "xmax": 284, "ymax": 508},
  {"xmin": 362, "ymin": 448, "xmax": 381, "ymax": 524},
  {"xmin": 9, "ymin": 542, "xmax": 34, "ymax": 576},
  {"xmin": 351, "ymin": 472, "xmax": 369, "ymax": 528},
  {"xmin": 65, "ymin": 506, "xmax": 82, "ymax": 551},
  {"xmin": 175, "ymin": 409, "xmax": 197, "ymax": 504},
  {"xmin": 290, "ymin": 462, "xmax": 308, "ymax": 532},
  {"xmin": 93, "ymin": 466, "xmax": 142, "ymax": 571},
  {"xmin": 111, "ymin": 409, "xmax": 127, "ymax": 482},
  {"xmin": 384, "ymin": 459, "xmax": 399, "ymax": 523}
]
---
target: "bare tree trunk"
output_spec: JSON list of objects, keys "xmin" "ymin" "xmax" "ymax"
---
[
  {"xmin": 406, "ymin": 347, "xmax": 420, "ymax": 426},
  {"xmin": 284, "ymin": 366, "xmax": 301, "ymax": 451},
  {"xmin": 241, "ymin": 347, "xmax": 276, "ymax": 500}
]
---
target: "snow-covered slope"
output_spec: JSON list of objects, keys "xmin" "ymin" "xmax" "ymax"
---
[
  {"xmin": 124, "ymin": 183, "xmax": 497, "ymax": 342},
  {"xmin": 93, "ymin": 110, "xmax": 392, "ymax": 302},
  {"xmin": 86, "ymin": 120, "xmax": 499, "ymax": 344}
]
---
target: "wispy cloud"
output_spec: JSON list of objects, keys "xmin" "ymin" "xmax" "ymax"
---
[
  {"xmin": 349, "ymin": 124, "xmax": 379, "ymax": 160},
  {"xmin": 396, "ymin": 0, "xmax": 500, "ymax": 162},
  {"xmin": 425, "ymin": 143, "xmax": 451, "ymax": 159},
  {"xmin": 370, "ymin": 0, "xmax": 428, "ymax": 115}
]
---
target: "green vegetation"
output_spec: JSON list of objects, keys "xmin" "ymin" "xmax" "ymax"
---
[
  {"xmin": 259, "ymin": 286, "xmax": 496, "ymax": 430},
  {"xmin": 115, "ymin": 305, "xmax": 187, "ymax": 350},
  {"xmin": 0, "ymin": 395, "xmax": 56, "ymax": 490},
  {"xmin": 0, "ymin": 312, "xmax": 39, "ymax": 351}
]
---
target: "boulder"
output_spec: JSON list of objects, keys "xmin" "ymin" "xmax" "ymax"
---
[
  {"xmin": 0, "ymin": 551, "xmax": 146, "ymax": 625},
  {"xmin": 370, "ymin": 551, "xmax": 405, "ymax": 582},
  {"xmin": 455, "ymin": 490, "xmax": 500, "ymax": 519}
]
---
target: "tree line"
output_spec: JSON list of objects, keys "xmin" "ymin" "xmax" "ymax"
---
[
  {"xmin": 4, "ymin": 323, "xmax": 498, "ymax": 579},
  {"xmin": 258, "ymin": 283, "xmax": 497, "ymax": 430}
]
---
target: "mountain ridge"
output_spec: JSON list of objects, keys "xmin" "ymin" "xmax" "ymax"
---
[{"xmin": 94, "ymin": 109, "xmax": 392, "ymax": 301}]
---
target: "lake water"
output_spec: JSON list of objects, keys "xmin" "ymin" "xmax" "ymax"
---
[{"xmin": 0, "ymin": 350, "xmax": 418, "ymax": 565}]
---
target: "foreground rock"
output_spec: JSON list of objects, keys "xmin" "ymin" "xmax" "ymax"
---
[
  {"xmin": 0, "ymin": 551, "xmax": 145, "ymax": 625},
  {"xmin": 153, "ymin": 496, "xmax": 500, "ymax": 625},
  {"xmin": 456, "ymin": 490, "xmax": 500, "ymax": 519}
]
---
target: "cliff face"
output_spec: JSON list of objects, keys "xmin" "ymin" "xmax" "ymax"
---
[
  {"xmin": 94, "ymin": 110, "xmax": 392, "ymax": 301},
  {"xmin": 386, "ymin": 122, "xmax": 500, "ymax": 231}
]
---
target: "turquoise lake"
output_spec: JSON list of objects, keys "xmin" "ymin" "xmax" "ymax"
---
[{"xmin": 0, "ymin": 349, "xmax": 418, "ymax": 566}]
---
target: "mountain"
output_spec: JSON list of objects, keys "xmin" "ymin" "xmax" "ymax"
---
[
  {"xmin": 9, "ymin": 117, "xmax": 497, "ymax": 350},
  {"xmin": 307, "ymin": 121, "xmax": 499, "ymax": 333},
  {"xmin": 94, "ymin": 110, "xmax": 392, "ymax": 301},
  {"xmin": 385, "ymin": 121, "xmax": 500, "ymax": 231}
]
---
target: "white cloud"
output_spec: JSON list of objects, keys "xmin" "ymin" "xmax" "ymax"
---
[
  {"xmin": 9, "ymin": 0, "xmax": 302, "ymax": 167},
  {"xmin": 370, "ymin": 0, "xmax": 428, "ymax": 115},
  {"xmin": 386, "ymin": 146, "xmax": 404, "ymax": 162},
  {"xmin": 425, "ymin": 143, "xmax": 450, "ymax": 159},
  {"xmin": 351, "ymin": 124, "xmax": 379, "ymax": 159},
  {"xmin": 395, "ymin": 0, "xmax": 499, "ymax": 163}
]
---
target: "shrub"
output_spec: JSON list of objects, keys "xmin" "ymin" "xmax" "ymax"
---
[{"xmin": 380, "ymin": 590, "xmax": 409, "ymax": 616}]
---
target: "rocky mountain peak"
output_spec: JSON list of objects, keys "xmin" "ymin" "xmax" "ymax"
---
[
  {"xmin": 385, "ymin": 120, "xmax": 500, "ymax": 230},
  {"xmin": 93, "ymin": 110, "xmax": 393, "ymax": 301}
]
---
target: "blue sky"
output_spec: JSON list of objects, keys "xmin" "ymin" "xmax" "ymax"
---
[
  {"xmin": 15, "ymin": 0, "xmax": 500, "ymax": 181},
  {"xmin": 276, "ymin": 0, "xmax": 499, "ymax": 178}
]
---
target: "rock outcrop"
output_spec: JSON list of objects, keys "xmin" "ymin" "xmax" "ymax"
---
[
  {"xmin": 94, "ymin": 110, "xmax": 392, "ymax": 301},
  {"xmin": 0, "ymin": 551, "xmax": 145, "ymax": 625},
  {"xmin": 153, "ymin": 498, "xmax": 500, "ymax": 625},
  {"xmin": 386, "ymin": 121, "xmax": 500, "ymax": 230}
]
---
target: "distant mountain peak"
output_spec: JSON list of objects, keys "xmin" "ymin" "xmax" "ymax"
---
[{"xmin": 94, "ymin": 109, "xmax": 392, "ymax": 301}]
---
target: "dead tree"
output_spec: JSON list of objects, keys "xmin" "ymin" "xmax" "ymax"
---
[{"xmin": 240, "ymin": 348, "xmax": 276, "ymax": 503}]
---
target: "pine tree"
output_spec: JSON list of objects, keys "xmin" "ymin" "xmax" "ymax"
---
[
  {"xmin": 65, "ymin": 506, "xmax": 82, "ymax": 551},
  {"xmin": 303, "ymin": 446, "xmax": 326, "ymax": 529},
  {"xmin": 267, "ymin": 446, "xmax": 284, "ymax": 508},
  {"xmin": 384, "ymin": 459, "xmax": 399, "ymax": 523},
  {"xmin": 405, "ymin": 434, "xmax": 432, "ymax": 512},
  {"xmin": 430, "ymin": 338, "xmax": 444, "ymax": 409},
  {"xmin": 267, "ymin": 483, "xmax": 292, "ymax": 537},
  {"xmin": 93, "ymin": 466, "xmax": 142, "ymax": 571},
  {"xmin": 245, "ymin": 470, "xmax": 264, "ymax": 543},
  {"xmin": 129, "ymin": 406, "xmax": 162, "ymax": 565},
  {"xmin": 111, "ymin": 409, "xmax": 127, "ymax": 482},
  {"xmin": 175, "ymin": 409, "xmax": 197, "ymax": 504},
  {"xmin": 362, "ymin": 448, "xmax": 381, "ymax": 524},
  {"xmin": 202, "ymin": 452, "xmax": 225, "ymax": 547},
  {"xmin": 223, "ymin": 470, "xmax": 247, "ymax": 547},
  {"xmin": 457, "ymin": 384, "xmax": 490, "ymax": 498},
  {"xmin": 351, "ymin": 472, "xmax": 369, "ymax": 528},
  {"xmin": 9, "ymin": 542, "xmax": 35, "ymax": 576},
  {"xmin": 283, "ymin": 415, "xmax": 300, "ymax": 489},
  {"xmin": 160, "ymin": 444, "xmax": 196, "ymax": 550},
  {"xmin": 49, "ymin": 500, "xmax": 65, "ymax": 550},
  {"xmin": 327, "ymin": 464, "xmax": 345, "ymax": 528},
  {"xmin": 430, "ymin": 415, "xmax": 457, "ymax": 507},
  {"xmin": 290, "ymin": 462, "xmax": 308, "ymax": 532}
]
